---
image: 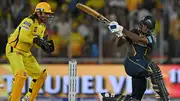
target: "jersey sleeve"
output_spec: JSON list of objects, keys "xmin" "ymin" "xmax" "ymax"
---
[
  {"xmin": 147, "ymin": 35, "xmax": 156, "ymax": 46},
  {"xmin": 19, "ymin": 18, "xmax": 34, "ymax": 44},
  {"xmin": 40, "ymin": 24, "xmax": 46, "ymax": 38}
]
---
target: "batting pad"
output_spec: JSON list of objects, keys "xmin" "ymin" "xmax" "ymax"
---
[
  {"xmin": 10, "ymin": 71, "xmax": 27, "ymax": 101},
  {"xmin": 30, "ymin": 69, "xmax": 47, "ymax": 101}
]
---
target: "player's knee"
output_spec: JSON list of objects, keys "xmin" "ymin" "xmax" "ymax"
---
[
  {"xmin": 33, "ymin": 69, "xmax": 47, "ymax": 83},
  {"xmin": 148, "ymin": 62, "xmax": 159, "ymax": 70},
  {"xmin": 148, "ymin": 62, "xmax": 162, "ymax": 78},
  {"xmin": 41, "ymin": 69, "xmax": 47, "ymax": 78},
  {"xmin": 38, "ymin": 69, "xmax": 47, "ymax": 80},
  {"xmin": 32, "ymin": 69, "xmax": 47, "ymax": 82},
  {"xmin": 148, "ymin": 62, "xmax": 160, "ymax": 74},
  {"xmin": 15, "ymin": 70, "xmax": 27, "ymax": 78},
  {"xmin": 14, "ymin": 70, "xmax": 27, "ymax": 83}
]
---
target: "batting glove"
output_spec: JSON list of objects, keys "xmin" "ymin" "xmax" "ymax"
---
[{"xmin": 108, "ymin": 21, "xmax": 124, "ymax": 37}]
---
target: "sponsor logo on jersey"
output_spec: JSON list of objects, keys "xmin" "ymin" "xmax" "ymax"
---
[{"xmin": 23, "ymin": 21, "xmax": 31, "ymax": 27}]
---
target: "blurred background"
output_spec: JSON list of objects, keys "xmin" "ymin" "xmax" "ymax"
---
[
  {"xmin": 0, "ymin": 0, "xmax": 180, "ymax": 101},
  {"xmin": 0, "ymin": 0, "xmax": 179, "ymax": 64}
]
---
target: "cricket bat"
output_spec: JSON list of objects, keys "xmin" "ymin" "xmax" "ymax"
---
[{"xmin": 76, "ymin": 3, "xmax": 110, "ymax": 25}]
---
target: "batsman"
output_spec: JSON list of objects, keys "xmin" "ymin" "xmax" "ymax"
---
[
  {"xmin": 6, "ymin": 2, "xmax": 54, "ymax": 101},
  {"xmin": 98, "ymin": 16, "xmax": 171, "ymax": 101}
]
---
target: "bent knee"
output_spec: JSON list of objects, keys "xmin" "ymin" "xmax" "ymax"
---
[
  {"xmin": 36, "ymin": 69, "xmax": 47, "ymax": 79},
  {"xmin": 41, "ymin": 69, "xmax": 47, "ymax": 78},
  {"xmin": 15, "ymin": 70, "xmax": 27, "ymax": 76},
  {"xmin": 15, "ymin": 70, "xmax": 28, "ymax": 79},
  {"xmin": 29, "ymin": 69, "xmax": 47, "ymax": 79}
]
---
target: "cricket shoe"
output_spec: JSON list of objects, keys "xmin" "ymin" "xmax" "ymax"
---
[
  {"xmin": 21, "ymin": 95, "xmax": 30, "ymax": 101},
  {"xmin": 97, "ymin": 92, "xmax": 116, "ymax": 101},
  {"xmin": 97, "ymin": 93, "xmax": 139, "ymax": 101}
]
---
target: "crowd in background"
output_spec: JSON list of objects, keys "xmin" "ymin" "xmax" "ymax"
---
[{"xmin": 0, "ymin": 0, "xmax": 179, "ymax": 64}]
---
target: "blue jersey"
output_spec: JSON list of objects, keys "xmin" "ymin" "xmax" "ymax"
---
[
  {"xmin": 126, "ymin": 29, "xmax": 156, "ymax": 59},
  {"xmin": 124, "ymin": 29, "xmax": 156, "ymax": 76}
]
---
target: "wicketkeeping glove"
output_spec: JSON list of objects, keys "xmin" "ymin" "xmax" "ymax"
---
[
  {"xmin": 33, "ymin": 36, "xmax": 54, "ymax": 54},
  {"xmin": 43, "ymin": 35, "xmax": 48, "ymax": 41},
  {"xmin": 33, "ymin": 36, "xmax": 45, "ymax": 47},
  {"xmin": 42, "ymin": 40, "xmax": 54, "ymax": 53}
]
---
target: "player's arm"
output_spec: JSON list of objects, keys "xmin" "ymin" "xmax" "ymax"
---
[
  {"xmin": 114, "ymin": 36, "xmax": 127, "ymax": 47},
  {"xmin": 108, "ymin": 21, "xmax": 149, "ymax": 45},
  {"xmin": 122, "ymin": 28, "xmax": 148, "ymax": 44},
  {"xmin": 109, "ymin": 22, "xmax": 127, "ymax": 47}
]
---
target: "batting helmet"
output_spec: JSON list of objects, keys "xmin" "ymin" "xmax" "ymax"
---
[
  {"xmin": 140, "ymin": 15, "xmax": 156, "ymax": 32},
  {"xmin": 34, "ymin": 2, "xmax": 54, "ymax": 14}
]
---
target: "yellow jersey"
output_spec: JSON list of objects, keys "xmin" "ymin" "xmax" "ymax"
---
[
  {"xmin": 127, "ymin": 0, "xmax": 143, "ymax": 11},
  {"xmin": 170, "ymin": 18, "xmax": 180, "ymax": 40},
  {"xmin": 8, "ymin": 15, "xmax": 46, "ymax": 52},
  {"xmin": 66, "ymin": 32, "xmax": 85, "ymax": 56}
]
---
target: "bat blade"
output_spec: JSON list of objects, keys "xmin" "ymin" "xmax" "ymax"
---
[{"xmin": 76, "ymin": 3, "xmax": 110, "ymax": 25}]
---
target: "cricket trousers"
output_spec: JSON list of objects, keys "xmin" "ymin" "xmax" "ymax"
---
[
  {"xmin": 124, "ymin": 56, "xmax": 150, "ymax": 100},
  {"xmin": 6, "ymin": 43, "xmax": 46, "ymax": 101},
  {"xmin": 6, "ymin": 43, "xmax": 43, "ymax": 78}
]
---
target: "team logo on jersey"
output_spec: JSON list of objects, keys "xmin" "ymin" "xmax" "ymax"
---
[
  {"xmin": 23, "ymin": 21, "xmax": 31, "ymax": 27},
  {"xmin": 36, "ymin": 8, "xmax": 44, "ymax": 12},
  {"xmin": 34, "ymin": 27, "xmax": 37, "ymax": 32}
]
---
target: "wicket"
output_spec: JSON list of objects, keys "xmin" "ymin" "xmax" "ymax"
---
[{"xmin": 68, "ymin": 59, "xmax": 77, "ymax": 101}]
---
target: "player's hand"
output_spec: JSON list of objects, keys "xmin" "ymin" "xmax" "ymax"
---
[
  {"xmin": 33, "ymin": 36, "xmax": 45, "ymax": 46},
  {"xmin": 33, "ymin": 36, "xmax": 53, "ymax": 53},
  {"xmin": 108, "ymin": 21, "xmax": 124, "ymax": 37}
]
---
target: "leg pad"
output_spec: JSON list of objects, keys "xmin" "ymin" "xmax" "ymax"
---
[
  {"xmin": 30, "ymin": 69, "xmax": 47, "ymax": 101},
  {"xmin": 148, "ymin": 62, "xmax": 170, "ymax": 101},
  {"xmin": 10, "ymin": 71, "xmax": 27, "ymax": 101}
]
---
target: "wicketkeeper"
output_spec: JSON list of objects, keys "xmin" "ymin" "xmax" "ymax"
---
[{"xmin": 6, "ymin": 2, "xmax": 54, "ymax": 101}]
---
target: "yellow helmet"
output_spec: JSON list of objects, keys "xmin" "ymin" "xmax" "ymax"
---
[{"xmin": 34, "ymin": 2, "xmax": 54, "ymax": 13}]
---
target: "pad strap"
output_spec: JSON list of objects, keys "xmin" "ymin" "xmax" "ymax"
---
[{"xmin": 10, "ymin": 71, "xmax": 27, "ymax": 101}]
